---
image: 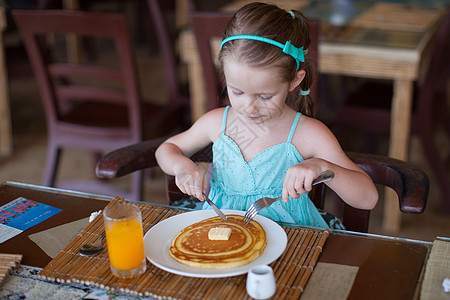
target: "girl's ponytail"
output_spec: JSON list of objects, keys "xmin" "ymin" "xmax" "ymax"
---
[{"xmin": 288, "ymin": 10, "xmax": 317, "ymax": 117}]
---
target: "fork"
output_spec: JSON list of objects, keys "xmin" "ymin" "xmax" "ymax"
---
[{"xmin": 243, "ymin": 170, "xmax": 334, "ymax": 225}]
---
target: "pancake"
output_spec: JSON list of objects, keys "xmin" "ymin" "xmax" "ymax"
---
[{"xmin": 169, "ymin": 215, "xmax": 266, "ymax": 269}]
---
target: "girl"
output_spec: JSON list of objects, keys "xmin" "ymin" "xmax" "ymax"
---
[{"xmin": 156, "ymin": 2, "xmax": 378, "ymax": 228}]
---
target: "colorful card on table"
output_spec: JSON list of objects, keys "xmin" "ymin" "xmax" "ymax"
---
[{"xmin": 0, "ymin": 197, "xmax": 62, "ymax": 243}]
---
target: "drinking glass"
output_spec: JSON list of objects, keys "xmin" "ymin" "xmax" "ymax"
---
[{"xmin": 103, "ymin": 203, "xmax": 147, "ymax": 278}]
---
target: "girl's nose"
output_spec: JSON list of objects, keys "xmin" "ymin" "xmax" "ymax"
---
[{"xmin": 245, "ymin": 98, "xmax": 258, "ymax": 114}]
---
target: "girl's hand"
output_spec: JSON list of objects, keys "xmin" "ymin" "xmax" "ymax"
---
[
  {"xmin": 174, "ymin": 165, "xmax": 208, "ymax": 201},
  {"xmin": 282, "ymin": 159, "xmax": 327, "ymax": 202},
  {"xmin": 155, "ymin": 108, "xmax": 223, "ymax": 201}
]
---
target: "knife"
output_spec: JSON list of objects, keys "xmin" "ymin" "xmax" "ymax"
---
[{"xmin": 203, "ymin": 193, "xmax": 228, "ymax": 222}]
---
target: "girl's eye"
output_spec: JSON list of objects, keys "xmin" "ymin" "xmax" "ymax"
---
[
  {"xmin": 232, "ymin": 91, "xmax": 243, "ymax": 96},
  {"xmin": 259, "ymin": 95, "xmax": 272, "ymax": 101}
]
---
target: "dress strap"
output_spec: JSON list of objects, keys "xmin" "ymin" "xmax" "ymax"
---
[
  {"xmin": 287, "ymin": 112, "xmax": 301, "ymax": 143},
  {"xmin": 222, "ymin": 106, "xmax": 231, "ymax": 135}
]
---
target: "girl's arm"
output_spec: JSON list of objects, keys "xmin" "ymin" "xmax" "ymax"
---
[
  {"xmin": 155, "ymin": 108, "xmax": 223, "ymax": 200},
  {"xmin": 288, "ymin": 117, "xmax": 378, "ymax": 210}
]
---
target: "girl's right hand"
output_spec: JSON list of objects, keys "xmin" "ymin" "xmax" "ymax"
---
[
  {"xmin": 174, "ymin": 166, "xmax": 208, "ymax": 201},
  {"xmin": 155, "ymin": 108, "xmax": 224, "ymax": 201}
]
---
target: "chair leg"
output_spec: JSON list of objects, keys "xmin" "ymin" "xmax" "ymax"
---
[
  {"xmin": 42, "ymin": 144, "xmax": 61, "ymax": 187},
  {"xmin": 418, "ymin": 128, "xmax": 450, "ymax": 213}
]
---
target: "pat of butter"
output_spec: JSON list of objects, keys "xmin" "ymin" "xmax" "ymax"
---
[{"xmin": 208, "ymin": 227, "xmax": 231, "ymax": 240}]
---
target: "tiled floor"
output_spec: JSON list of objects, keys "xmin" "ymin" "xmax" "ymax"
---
[{"xmin": 1, "ymin": 45, "xmax": 449, "ymax": 243}]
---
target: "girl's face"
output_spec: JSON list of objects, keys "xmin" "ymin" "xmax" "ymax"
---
[{"xmin": 223, "ymin": 58, "xmax": 304, "ymax": 125}]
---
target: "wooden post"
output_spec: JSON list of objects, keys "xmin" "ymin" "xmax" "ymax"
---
[{"xmin": 383, "ymin": 79, "xmax": 413, "ymax": 232}]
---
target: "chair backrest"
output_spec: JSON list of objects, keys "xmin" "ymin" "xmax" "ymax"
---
[
  {"xmin": 189, "ymin": 11, "xmax": 233, "ymax": 111},
  {"xmin": 308, "ymin": 18, "xmax": 319, "ymax": 106},
  {"xmin": 13, "ymin": 9, "xmax": 147, "ymax": 201},
  {"xmin": 146, "ymin": 0, "xmax": 188, "ymax": 109},
  {"xmin": 13, "ymin": 10, "xmax": 142, "ymax": 150}
]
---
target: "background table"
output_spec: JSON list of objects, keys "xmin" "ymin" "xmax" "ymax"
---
[
  {"xmin": 177, "ymin": 1, "xmax": 446, "ymax": 232},
  {"xmin": 0, "ymin": 181, "xmax": 110, "ymax": 267}
]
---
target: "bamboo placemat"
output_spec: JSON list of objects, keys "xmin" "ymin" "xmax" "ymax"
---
[
  {"xmin": 351, "ymin": 3, "xmax": 443, "ymax": 32},
  {"xmin": 38, "ymin": 197, "xmax": 329, "ymax": 299},
  {"xmin": 0, "ymin": 253, "xmax": 22, "ymax": 284}
]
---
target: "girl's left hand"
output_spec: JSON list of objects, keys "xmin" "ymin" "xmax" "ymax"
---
[{"xmin": 282, "ymin": 159, "xmax": 328, "ymax": 202}]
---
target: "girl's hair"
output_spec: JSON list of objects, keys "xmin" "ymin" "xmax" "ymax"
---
[{"xmin": 219, "ymin": 2, "xmax": 317, "ymax": 117}]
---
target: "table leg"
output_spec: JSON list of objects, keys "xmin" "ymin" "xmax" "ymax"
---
[{"xmin": 383, "ymin": 79, "xmax": 413, "ymax": 232}]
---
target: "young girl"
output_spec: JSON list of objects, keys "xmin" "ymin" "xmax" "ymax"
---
[{"xmin": 156, "ymin": 2, "xmax": 378, "ymax": 228}]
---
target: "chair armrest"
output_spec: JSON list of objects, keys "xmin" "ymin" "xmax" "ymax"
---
[
  {"xmin": 347, "ymin": 152, "xmax": 429, "ymax": 214},
  {"xmin": 96, "ymin": 137, "xmax": 167, "ymax": 178}
]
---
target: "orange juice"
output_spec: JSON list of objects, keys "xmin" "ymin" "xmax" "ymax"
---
[
  {"xmin": 103, "ymin": 202, "xmax": 146, "ymax": 278},
  {"xmin": 105, "ymin": 219, "xmax": 145, "ymax": 270}
]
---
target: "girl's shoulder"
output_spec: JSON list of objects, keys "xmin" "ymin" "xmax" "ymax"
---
[
  {"xmin": 297, "ymin": 114, "xmax": 327, "ymax": 132},
  {"xmin": 293, "ymin": 115, "xmax": 338, "ymax": 150},
  {"xmin": 192, "ymin": 107, "xmax": 227, "ymax": 140},
  {"xmin": 195, "ymin": 107, "xmax": 226, "ymax": 125}
]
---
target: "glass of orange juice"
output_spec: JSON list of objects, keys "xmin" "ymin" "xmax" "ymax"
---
[{"xmin": 103, "ymin": 203, "xmax": 146, "ymax": 278}]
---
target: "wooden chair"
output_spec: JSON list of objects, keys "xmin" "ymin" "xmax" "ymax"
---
[
  {"xmin": 146, "ymin": 0, "xmax": 190, "ymax": 118},
  {"xmin": 308, "ymin": 19, "xmax": 319, "ymax": 104},
  {"xmin": 189, "ymin": 11, "xmax": 233, "ymax": 111},
  {"xmin": 96, "ymin": 140, "xmax": 429, "ymax": 233},
  {"xmin": 332, "ymin": 8, "xmax": 450, "ymax": 212},
  {"xmin": 13, "ymin": 10, "xmax": 185, "ymax": 201}
]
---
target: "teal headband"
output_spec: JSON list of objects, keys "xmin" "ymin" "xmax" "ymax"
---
[{"xmin": 220, "ymin": 34, "xmax": 306, "ymax": 70}]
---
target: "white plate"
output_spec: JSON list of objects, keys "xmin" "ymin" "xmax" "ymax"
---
[{"xmin": 144, "ymin": 209, "xmax": 287, "ymax": 278}]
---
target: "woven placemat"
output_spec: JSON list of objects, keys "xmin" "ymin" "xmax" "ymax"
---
[
  {"xmin": 420, "ymin": 239, "xmax": 450, "ymax": 299},
  {"xmin": 38, "ymin": 197, "xmax": 329, "ymax": 299},
  {"xmin": 0, "ymin": 253, "xmax": 22, "ymax": 284},
  {"xmin": 351, "ymin": 3, "xmax": 442, "ymax": 32}
]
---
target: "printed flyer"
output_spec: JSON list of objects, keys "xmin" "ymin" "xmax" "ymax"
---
[{"xmin": 0, "ymin": 197, "xmax": 62, "ymax": 243}]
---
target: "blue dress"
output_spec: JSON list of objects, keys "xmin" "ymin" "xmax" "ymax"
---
[{"xmin": 203, "ymin": 106, "xmax": 329, "ymax": 228}]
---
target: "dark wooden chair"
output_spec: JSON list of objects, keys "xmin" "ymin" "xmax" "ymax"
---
[
  {"xmin": 332, "ymin": 8, "xmax": 450, "ymax": 212},
  {"xmin": 96, "ymin": 140, "xmax": 429, "ymax": 233},
  {"xmin": 189, "ymin": 11, "xmax": 233, "ymax": 111},
  {"xmin": 307, "ymin": 19, "xmax": 319, "ymax": 104},
  {"xmin": 13, "ymin": 10, "xmax": 185, "ymax": 201},
  {"xmin": 146, "ymin": 0, "xmax": 190, "ymax": 119}
]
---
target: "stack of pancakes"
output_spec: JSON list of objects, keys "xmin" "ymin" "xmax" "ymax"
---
[{"xmin": 169, "ymin": 215, "xmax": 266, "ymax": 269}]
